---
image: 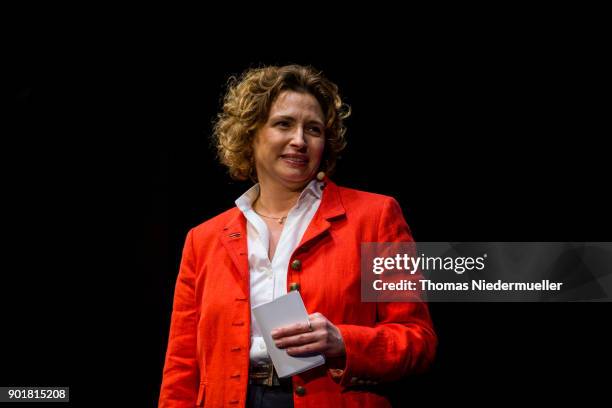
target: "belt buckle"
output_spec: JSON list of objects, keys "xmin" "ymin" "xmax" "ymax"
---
[{"xmin": 249, "ymin": 362, "xmax": 280, "ymax": 386}]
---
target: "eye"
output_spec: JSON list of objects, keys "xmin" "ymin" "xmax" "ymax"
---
[
  {"xmin": 306, "ymin": 125, "xmax": 323, "ymax": 136},
  {"xmin": 275, "ymin": 120, "xmax": 291, "ymax": 128}
]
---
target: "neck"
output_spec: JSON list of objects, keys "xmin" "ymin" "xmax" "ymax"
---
[{"xmin": 254, "ymin": 179, "xmax": 308, "ymax": 216}]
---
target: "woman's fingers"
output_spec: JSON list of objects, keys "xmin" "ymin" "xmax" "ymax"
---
[
  {"xmin": 285, "ymin": 341, "xmax": 326, "ymax": 356},
  {"xmin": 273, "ymin": 331, "xmax": 319, "ymax": 349},
  {"xmin": 270, "ymin": 312, "xmax": 345, "ymax": 357},
  {"xmin": 270, "ymin": 321, "xmax": 311, "ymax": 339}
]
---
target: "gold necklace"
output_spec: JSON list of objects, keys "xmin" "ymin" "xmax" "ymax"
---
[
  {"xmin": 253, "ymin": 192, "xmax": 298, "ymax": 225},
  {"xmin": 253, "ymin": 209, "xmax": 288, "ymax": 224}
]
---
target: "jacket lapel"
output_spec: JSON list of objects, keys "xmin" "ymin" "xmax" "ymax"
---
[
  {"xmin": 217, "ymin": 179, "xmax": 346, "ymax": 294},
  {"xmin": 298, "ymin": 179, "xmax": 346, "ymax": 249},
  {"xmin": 219, "ymin": 209, "xmax": 249, "ymax": 296}
]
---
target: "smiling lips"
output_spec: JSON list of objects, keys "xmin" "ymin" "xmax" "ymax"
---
[{"xmin": 280, "ymin": 153, "xmax": 309, "ymax": 167}]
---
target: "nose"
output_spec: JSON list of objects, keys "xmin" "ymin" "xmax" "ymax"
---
[{"xmin": 289, "ymin": 127, "xmax": 307, "ymax": 150}]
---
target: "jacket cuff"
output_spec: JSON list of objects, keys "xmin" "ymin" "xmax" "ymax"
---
[{"xmin": 327, "ymin": 324, "xmax": 383, "ymax": 388}]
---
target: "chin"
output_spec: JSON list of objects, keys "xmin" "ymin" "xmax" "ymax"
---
[{"xmin": 279, "ymin": 171, "xmax": 314, "ymax": 186}]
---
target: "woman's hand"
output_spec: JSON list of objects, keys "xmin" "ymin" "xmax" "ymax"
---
[{"xmin": 271, "ymin": 312, "xmax": 346, "ymax": 358}]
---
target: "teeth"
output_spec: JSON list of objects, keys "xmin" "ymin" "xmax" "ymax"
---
[{"xmin": 283, "ymin": 156, "xmax": 306, "ymax": 163}]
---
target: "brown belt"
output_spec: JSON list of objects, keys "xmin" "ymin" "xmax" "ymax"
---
[{"xmin": 248, "ymin": 362, "xmax": 291, "ymax": 387}]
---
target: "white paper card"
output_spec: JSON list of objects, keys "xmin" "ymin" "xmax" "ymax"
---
[{"xmin": 252, "ymin": 290, "xmax": 325, "ymax": 378}]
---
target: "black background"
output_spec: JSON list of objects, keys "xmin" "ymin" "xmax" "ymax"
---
[{"xmin": 4, "ymin": 26, "xmax": 611, "ymax": 406}]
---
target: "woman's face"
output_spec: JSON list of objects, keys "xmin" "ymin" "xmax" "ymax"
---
[{"xmin": 252, "ymin": 90, "xmax": 326, "ymax": 190}]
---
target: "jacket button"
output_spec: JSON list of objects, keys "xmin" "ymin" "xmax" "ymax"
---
[
  {"xmin": 290, "ymin": 259, "xmax": 302, "ymax": 270},
  {"xmin": 289, "ymin": 282, "xmax": 300, "ymax": 291},
  {"xmin": 295, "ymin": 385, "xmax": 306, "ymax": 396}
]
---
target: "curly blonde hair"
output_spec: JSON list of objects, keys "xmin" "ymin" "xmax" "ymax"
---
[{"xmin": 213, "ymin": 64, "xmax": 351, "ymax": 181}]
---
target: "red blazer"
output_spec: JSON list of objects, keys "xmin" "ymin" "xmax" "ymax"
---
[{"xmin": 159, "ymin": 179, "xmax": 437, "ymax": 407}]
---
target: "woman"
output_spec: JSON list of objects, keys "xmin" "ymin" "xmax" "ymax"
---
[{"xmin": 159, "ymin": 64, "xmax": 437, "ymax": 407}]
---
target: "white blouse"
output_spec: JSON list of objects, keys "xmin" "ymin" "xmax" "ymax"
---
[{"xmin": 235, "ymin": 178, "xmax": 323, "ymax": 365}]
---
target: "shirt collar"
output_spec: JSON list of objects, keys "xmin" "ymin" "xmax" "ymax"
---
[{"xmin": 235, "ymin": 178, "xmax": 323, "ymax": 213}]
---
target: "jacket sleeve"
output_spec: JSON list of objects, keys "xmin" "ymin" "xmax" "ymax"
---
[
  {"xmin": 159, "ymin": 228, "xmax": 200, "ymax": 407},
  {"xmin": 332, "ymin": 197, "xmax": 437, "ymax": 386}
]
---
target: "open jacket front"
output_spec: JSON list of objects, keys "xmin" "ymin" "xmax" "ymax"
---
[{"xmin": 159, "ymin": 180, "xmax": 437, "ymax": 407}]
